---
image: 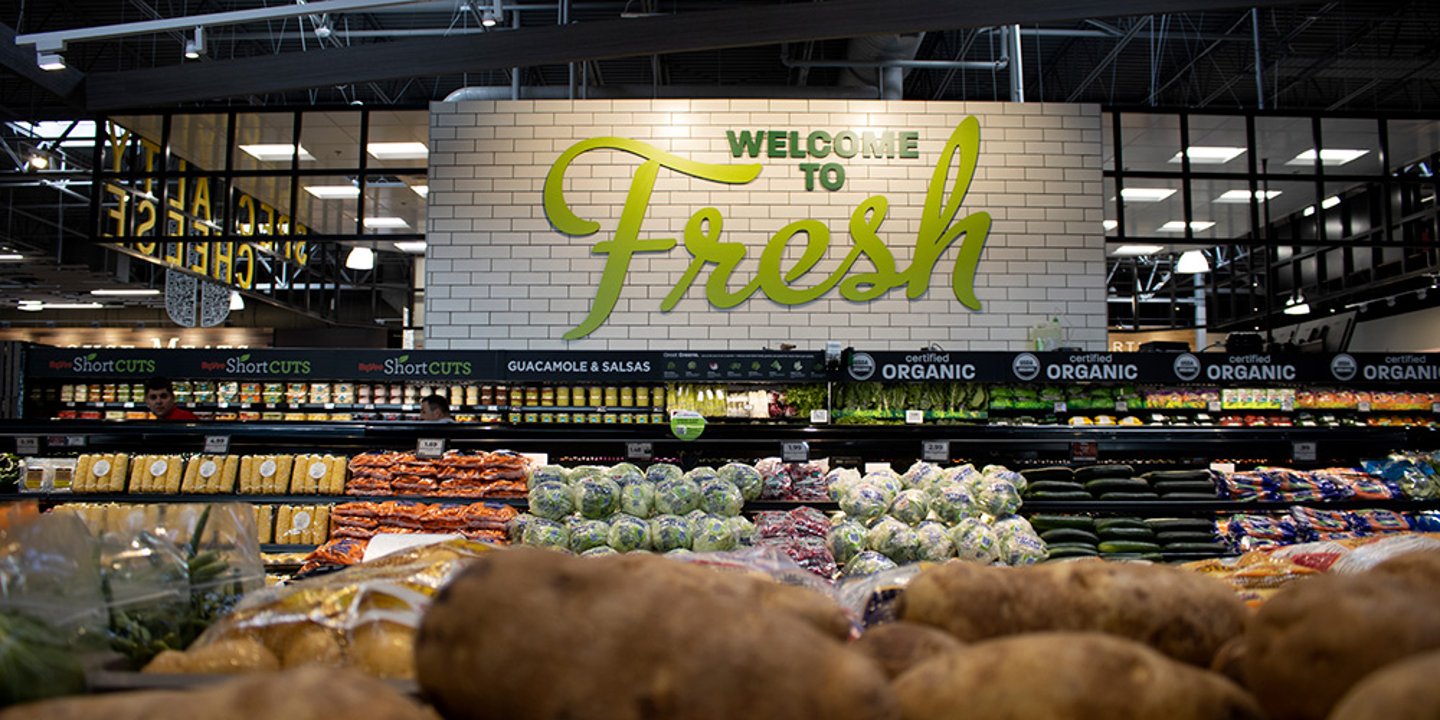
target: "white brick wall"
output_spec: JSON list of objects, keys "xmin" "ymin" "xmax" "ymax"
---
[{"xmin": 425, "ymin": 100, "xmax": 1106, "ymax": 351}]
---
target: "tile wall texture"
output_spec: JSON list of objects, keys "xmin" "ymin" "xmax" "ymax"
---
[{"xmin": 425, "ymin": 100, "xmax": 1106, "ymax": 350}]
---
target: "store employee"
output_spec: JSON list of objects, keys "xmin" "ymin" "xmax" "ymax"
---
[
  {"xmin": 145, "ymin": 377, "xmax": 198, "ymax": 421},
  {"xmin": 419, "ymin": 394, "xmax": 454, "ymax": 422}
]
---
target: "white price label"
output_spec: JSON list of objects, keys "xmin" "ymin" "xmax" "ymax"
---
[
  {"xmin": 1208, "ymin": 400, "xmax": 1222, "ymax": 412},
  {"xmin": 291, "ymin": 511, "xmax": 312, "ymax": 532},
  {"xmin": 402, "ymin": 404, "xmax": 417, "ymax": 411},
  {"xmin": 1357, "ymin": 401, "xmax": 1372, "ymax": 413},
  {"xmin": 1115, "ymin": 401, "xmax": 1128, "ymax": 413},
  {"xmin": 1281, "ymin": 397, "xmax": 1294, "ymax": 412},
  {"xmin": 122, "ymin": 402, "xmax": 135, "ymax": 408},
  {"xmin": 309, "ymin": 461, "xmax": 327, "ymax": 480},
  {"xmin": 92, "ymin": 459, "xmax": 111, "ymax": 477},
  {"xmin": 149, "ymin": 459, "xmax": 169, "ymax": 477},
  {"xmin": 62, "ymin": 436, "xmax": 87, "ymax": 448},
  {"xmin": 1054, "ymin": 401, "xmax": 1068, "ymax": 413},
  {"xmin": 1293, "ymin": 441, "xmax": 1318, "ymax": 463},
  {"xmin": 259, "ymin": 459, "xmax": 277, "ymax": 478},
  {"xmin": 626, "ymin": 442, "xmax": 654, "ymax": 461},
  {"xmin": 417, "ymin": 437, "xmax": 446, "ymax": 459},
  {"xmin": 324, "ymin": 403, "xmax": 336, "ymax": 410},
  {"xmin": 905, "ymin": 409, "xmax": 924, "ymax": 425},
  {"xmin": 922, "ymin": 440, "xmax": 950, "ymax": 462},
  {"xmin": 364, "ymin": 404, "xmax": 376, "ymax": 410},
  {"xmin": 15, "ymin": 436, "xmax": 38, "ymax": 455},
  {"xmin": 1209, "ymin": 462, "xmax": 1236, "ymax": 474},
  {"xmin": 810, "ymin": 409, "xmax": 830, "ymax": 425},
  {"xmin": 781, "ymin": 441, "xmax": 810, "ymax": 463},
  {"xmin": 1433, "ymin": 402, "xmax": 1440, "ymax": 414},
  {"xmin": 198, "ymin": 460, "xmax": 218, "ymax": 479},
  {"xmin": 203, "ymin": 435, "xmax": 230, "ymax": 454}
]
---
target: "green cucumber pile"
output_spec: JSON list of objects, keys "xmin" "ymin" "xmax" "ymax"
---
[
  {"xmin": 1031, "ymin": 514, "xmax": 1230, "ymax": 562},
  {"xmin": 1020, "ymin": 465, "xmax": 1220, "ymax": 501}
]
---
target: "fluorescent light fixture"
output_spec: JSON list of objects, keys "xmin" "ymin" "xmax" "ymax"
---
[
  {"xmin": 37, "ymin": 52, "xmax": 65, "ymax": 71},
  {"xmin": 393, "ymin": 241, "xmax": 428, "ymax": 253},
  {"xmin": 411, "ymin": 185, "xmax": 429, "ymax": 197},
  {"xmin": 89, "ymin": 289, "xmax": 160, "ymax": 296},
  {"xmin": 362, "ymin": 216, "xmax": 410, "ymax": 229},
  {"xmin": 345, "ymin": 247, "xmax": 375, "ymax": 270},
  {"xmin": 1284, "ymin": 293, "xmax": 1311, "ymax": 316},
  {"xmin": 1169, "ymin": 146, "xmax": 1246, "ymax": 164},
  {"xmin": 1120, "ymin": 187, "xmax": 1177, "ymax": 202},
  {"xmin": 304, "ymin": 185, "xmax": 361, "ymax": 199},
  {"xmin": 1215, "ymin": 189, "xmax": 1283, "ymax": 203},
  {"xmin": 367, "ymin": 142, "xmax": 428, "ymax": 160},
  {"xmin": 1102, "ymin": 220, "xmax": 1118, "ymax": 231},
  {"xmin": 1176, "ymin": 250, "xmax": 1211, "ymax": 274},
  {"xmin": 239, "ymin": 144, "xmax": 315, "ymax": 162},
  {"xmin": 1111, "ymin": 244, "xmax": 1165, "ymax": 257},
  {"xmin": 0, "ymin": 254, "xmax": 23, "ymax": 261},
  {"xmin": 1302, "ymin": 206, "xmax": 1316, "ymax": 217},
  {"xmin": 1321, "ymin": 195, "xmax": 1342, "ymax": 210},
  {"xmin": 1287, "ymin": 148, "xmax": 1370, "ymax": 166},
  {"xmin": 1157, "ymin": 221, "xmax": 1216, "ymax": 233},
  {"xmin": 17, "ymin": 302, "xmax": 41, "ymax": 312},
  {"xmin": 22, "ymin": 302, "xmax": 105, "ymax": 311},
  {"xmin": 229, "ymin": 291, "xmax": 245, "ymax": 311}
]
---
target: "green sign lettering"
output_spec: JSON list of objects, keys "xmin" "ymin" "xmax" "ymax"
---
[{"xmin": 543, "ymin": 118, "xmax": 991, "ymax": 340}]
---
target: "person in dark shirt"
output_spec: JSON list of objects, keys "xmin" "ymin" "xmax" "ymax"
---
[
  {"xmin": 419, "ymin": 394, "xmax": 454, "ymax": 422},
  {"xmin": 145, "ymin": 377, "xmax": 198, "ymax": 421}
]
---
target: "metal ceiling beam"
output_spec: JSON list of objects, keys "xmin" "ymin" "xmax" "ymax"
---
[
  {"xmin": 1065, "ymin": 16, "xmax": 1150, "ymax": 102},
  {"xmin": 0, "ymin": 24, "xmax": 84, "ymax": 110},
  {"xmin": 84, "ymin": 0, "xmax": 1314, "ymax": 111}
]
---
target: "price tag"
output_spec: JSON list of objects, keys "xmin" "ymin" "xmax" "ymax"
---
[
  {"xmin": 203, "ymin": 435, "xmax": 230, "ymax": 454},
  {"xmin": 122, "ymin": 402, "xmax": 135, "ymax": 408},
  {"xmin": 1208, "ymin": 400, "xmax": 1222, "ymax": 412},
  {"xmin": 49, "ymin": 436, "xmax": 86, "ymax": 448},
  {"xmin": 1115, "ymin": 400, "xmax": 1128, "ymax": 413},
  {"xmin": 781, "ymin": 441, "xmax": 810, "ymax": 463},
  {"xmin": 364, "ymin": 403, "xmax": 376, "ymax": 410},
  {"xmin": 1070, "ymin": 441, "xmax": 1099, "ymax": 463},
  {"xmin": 905, "ymin": 409, "xmax": 924, "ymax": 424},
  {"xmin": 1433, "ymin": 402, "xmax": 1440, "ymax": 414},
  {"xmin": 416, "ymin": 437, "xmax": 446, "ymax": 459},
  {"xmin": 1357, "ymin": 401, "xmax": 1372, "ymax": 413},
  {"xmin": 217, "ymin": 402, "xmax": 230, "ymax": 409},
  {"xmin": 922, "ymin": 440, "xmax": 950, "ymax": 462},
  {"xmin": 324, "ymin": 403, "xmax": 336, "ymax": 410},
  {"xmin": 1281, "ymin": 397, "xmax": 1294, "ymax": 412},
  {"xmin": 240, "ymin": 403, "xmax": 252, "ymax": 409},
  {"xmin": 626, "ymin": 442, "xmax": 654, "ymax": 461},
  {"xmin": 810, "ymin": 409, "xmax": 830, "ymax": 425},
  {"xmin": 486, "ymin": 405, "xmax": 499, "ymax": 412},
  {"xmin": 1209, "ymin": 462, "xmax": 1236, "ymax": 474},
  {"xmin": 1054, "ymin": 401, "xmax": 1068, "ymax": 413},
  {"xmin": 64, "ymin": 402, "xmax": 75, "ymax": 408},
  {"xmin": 402, "ymin": 404, "xmax": 417, "ymax": 411},
  {"xmin": 1293, "ymin": 441, "xmax": 1317, "ymax": 463},
  {"xmin": 15, "ymin": 436, "xmax": 38, "ymax": 455}
]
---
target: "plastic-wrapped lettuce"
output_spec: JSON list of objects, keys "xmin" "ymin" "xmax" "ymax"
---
[
  {"xmin": 827, "ymin": 520, "xmax": 868, "ymax": 565},
  {"xmin": 825, "ymin": 467, "xmax": 863, "ymax": 501},
  {"xmin": 839, "ymin": 483, "xmax": 890, "ymax": 523},
  {"xmin": 665, "ymin": 548, "xmax": 694, "ymax": 557},
  {"xmin": 581, "ymin": 546, "xmax": 618, "ymax": 558},
  {"xmin": 698, "ymin": 478, "xmax": 744, "ymax": 517},
  {"xmin": 569, "ymin": 465, "xmax": 605, "ymax": 481},
  {"xmin": 902, "ymin": 461, "xmax": 943, "ymax": 491},
  {"xmin": 914, "ymin": 521, "xmax": 957, "ymax": 562},
  {"xmin": 531, "ymin": 465, "xmax": 570, "ymax": 486},
  {"xmin": 844, "ymin": 550, "xmax": 899, "ymax": 576},
  {"xmin": 866, "ymin": 516, "xmax": 919, "ymax": 564},
  {"xmin": 645, "ymin": 463, "xmax": 683, "ymax": 485},
  {"xmin": 606, "ymin": 514, "xmax": 651, "ymax": 552},
  {"xmin": 888, "ymin": 489, "xmax": 931, "ymax": 526},
  {"xmin": 977, "ymin": 479, "xmax": 1022, "ymax": 518},
  {"xmin": 607, "ymin": 466, "xmax": 645, "ymax": 488},
  {"xmin": 991, "ymin": 514, "xmax": 1041, "ymax": 542},
  {"xmin": 654, "ymin": 478, "xmax": 701, "ymax": 516},
  {"xmin": 726, "ymin": 516, "xmax": 757, "ymax": 547},
  {"xmin": 1001, "ymin": 532, "xmax": 1048, "ymax": 566},
  {"xmin": 951, "ymin": 518, "xmax": 1000, "ymax": 564},
  {"xmin": 619, "ymin": 480, "xmax": 655, "ymax": 518},
  {"xmin": 683, "ymin": 466, "xmax": 719, "ymax": 484},
  {"xmin": 929, "ymin": 482, "xmax": 979, "ymax": 524},
  {"xmin": 606, "ymin": 462, "xmax": 642, "ymax": 481},
  {"xmin": 684, "ymin": 509, "xmax": 708, "ymax": 526},
  {"xmin": 717, "ymin": 462, "xmax": 764, "ymax": 502},
  {"xmin": 650, "ymin": 515, "xmax": 692, "ymax": 552},
  {"xmin": 568, "ymin": 517, "xmax": 611, "ymax": 554},
  {"xmin": 983, "ymin": 464, "xmax": 1026, "ymax": 494},
  {"xmin": 941, "ymin": 463, "xmax": 981, "ymax": 487},
  {"xmin": 863, "ymin": 471, "xmax": 903, "ymax": 502},
  {"xmin": 691, "ymin": 514, "xmax": 737, "ymax": 552},
  {"xmin": 521, "ymin": 517, "xmax": 570, "ymax": 550},
  {"xmin": 527, "ymin": 481, "xmax": 574, "ymax": 521},
  {"xmin": 508, "ymin": 513, "xmax": 535, "ymax": 543},
  {"xmin": 573, "ymin": 475, "xmax": 621, "ymax": 519}
]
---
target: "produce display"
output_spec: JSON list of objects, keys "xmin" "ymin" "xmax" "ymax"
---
[
  {"xmin": 989, "ymin": 383, "xmax": 1141, "ymax": 411},
  {"xmin": 346, "ymin": 450, "xmax": 531, "ymax": 497},
  {"xmin": 1222, "ymin": 507, "xmax": 1419, "ymax": 550},
  {"xmin": 1218, "ymin": 466, "xmax": 1405, "ymax": 502},
  {"xmin": 1181, "ymin": 534, "xmax": 1440, "ymax": 607},
  {"xmin": 330, "ymin": 500, "xmax": 515, "ymax": 542},
  {"xmin": 834, "ymin": 382, "xmax": 988, "ymax": 423},
  {"xmin": 1032, "ymin": 515, "xmax": 1227, "ymax": 561},
  {"xmin": 1021, "ymin": 464, "xmax": 1219, "ymax": 501},
  {"xmin": 754, "ymin": 506, "xmax": 839, "ymax": 577}
]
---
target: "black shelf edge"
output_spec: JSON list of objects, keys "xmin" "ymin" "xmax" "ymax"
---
[
  {"xmin": 30, "ymin": 493, "xmax": 528, "ymax": 506},
  {"xmin": 1020, "ymin": 498, "xmax": 1440, "ymax": 515},
  {"xmin": 261, "ymin": 543, "xmax": 317, "ymax": 553}
]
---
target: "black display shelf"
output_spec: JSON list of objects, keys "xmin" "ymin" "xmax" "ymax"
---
[
  {"xmin": 1020, "ymin": 498, "xmax": 1440, "ymax": 516},
  {"xmin": 261, "ymin": 543, "xmax": 317, "ymax": 553},
  {"xmin": 28, "ymin": 492, "xmax": 527, "ymax": 507}
]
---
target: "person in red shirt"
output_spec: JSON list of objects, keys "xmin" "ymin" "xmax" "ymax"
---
[{"xmin": 145, "ymin": 377, "xmax": 199, "ymax": 421}]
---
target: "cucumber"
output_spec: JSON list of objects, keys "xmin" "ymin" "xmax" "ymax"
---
[
  {"xmin": 1085, "ymin": 479, "xmax": 1151, "ymax": 494},
  {"xmin": 1142, "ymin": 470, "xmax": 1212, "ymax": 482},
  {"xmin": 1095, "ymin": 517, "xmax": 1148, "ymax": 531},
  {"xmin": 1159, "ymin": 492, "xmax": 1222, "ymax": 500},
  {"xmin": 1099, "ymin": 492, "xmax": 1161, "ymax": 501},
  {"xmin": 1029, "ymin": 491, "xmax": 1094, "ymax": 501},
  {"xmin": 1098, "ymin": 540, "xmax": 1162, "ymax": 554},
  {"xmin": 1153, "ymin": 481, "xmax": 1216, "ymax": 494},
  {"xmin": 1158, "ymin": 531, "xmax": 1220, "ymax": 545},
  {"xmin": 1074, "ymin": 464, "xmax": 1134, "ymax": 481},
  {"xmin": 1040, "ymin": 528, "xmax": 1100, "ymax": 545},
  {"xmin": 1102, "ymin": 553, "xmax": 1165, "ymax": 562},
  {"xmin": 1027, "ymin": 480, "xmax": 1088, "ymax": 495},
  {"xmin": 1098, "ymin": 526, "xmax": 1157, "ymax": 541},
  {"xmin": 1020, "ymin": 467, "xmax": 1075, "ymax": 482},
  {"xmin": 1161, "ymin": 542, "xmax": 1231, "ymax": 554},
  {"xmin": 1047, "ymin": 546, "xmax": 1100, "ymax": 559},
  {"xmin": 1145, "ymin": 518, "xmax": 1216, "ymax": 533},
  {"xmin": 1029, "ymin": 515, "xmax": 1096, "ymax": 532},
  {"xmin": 1044, "ymin": 542, "xmax": 1101, "ymax": 554}
]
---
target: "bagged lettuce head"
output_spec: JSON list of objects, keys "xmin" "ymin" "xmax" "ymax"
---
[
  {"xmin": 527, "ymin": 481, "xmax": 574, "ymax": 520},
  {"xmin": 844, "ymin": 550, "xmax": 899, "ymax": 577},
  {"xmin": 866, "ymin": 516, "xmax": 919, "ymax": 564},
  {"xmin": 1001, "ymin": 531, "xmax": 1048, "ymax": 566},
  {"xmin": 508, "ymin": 513, "xmax": 535, "ymax": 543},
  {"xmin": 825, "ymin": 467, "xmax": 863, "ymax": 501},
  {"xmin": 573, "ymin": 475, "xmax": 621, "ymax": 519},
  {"xmin": 827, "ymin": 520, "xmax": 868, "ymax": 565},
  {"xmin": 645, "ymin": 463, "xmax": 683, "ymax": 485},
  {"xmin": 914, "ymin": 521, "xmax": 957, "ymax": 562},
  {"xmin": 569, "ymin": 465, "xmax": 605, "ymax": 482},
  {"xmin": 682, "ymin": 466, "xmax": 719, "ymax": 484},
  {"xmin": 951, "ymin": 517, "xmax": 1000, "ymax": 564},
  {"xmin": 929, "ymin": 482, "xmax": 979, "ymax": 524},
  {"xmin": 606, "ymin": 464, "xmax": 645, "ymax": 487},
  {"xmin": 607, "ymin": 514, "xmax": 651, "ymax": 552},
  {"xmin": 991, "ymin": 514, "xmax": 1040, "ymax": 541},
  {"xmin": 698, "ymin": 478, "xmax": 744, "ymax": 517},
  {"xmin": 650, "ymin": 514, "xmax": 692, "ymax": 552},
  {"xmin": 717, "ymin": 462, "xmax": 763, "ymax": 501},
  {"xmin": 691, "ymin": 514, "xmax": 738, "ymax": 552},
  {"xmin": 902, "ymin": 461, "xmax": 943, "ymax": 491},
  {"xmin": 654, "ymin": 477, "xmax": 701, "ymax": 516},
  {"xmin": 531, "ymin": 465, "xmax": 570, "ymax": 486},
  {"xmin": 619, "ymin": 480, "xmax": 655, "ymax": 518},
  {"xmin": 983, "ymin": 464, "xmax": 1026, "ymax": 493},
  {"xmin": 977, "ymin": 479, "xmax": 1022, "ymax": 517},
  {"xmin": 888, "ymin": 488, "xmax": 931, "ymax": 526},
  {"xmin": 567, "ymin": 517, "xmax": 611, "ymax": 554},
  {"xmin": 726, "ymin": 516, "xmax": 757, "ymax": 547},
  {"xmin": 839, "ymin": 482, "xmax": 889, "ymax": 522},
  {"xmin": 521, "ymin": 517, "xmax": 570, "ymax": 550},
  {"xmin": 862, "ymin": 471, "xmax": 903, "ymax": 502},
  {"xmin": 580, "ymin": 546, "xmax": 618, "ymax": 558}
]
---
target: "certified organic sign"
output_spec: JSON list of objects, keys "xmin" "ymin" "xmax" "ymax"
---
[{"xmin": 544, "ymin": 118, "xmax": 993, "ymax": 340}]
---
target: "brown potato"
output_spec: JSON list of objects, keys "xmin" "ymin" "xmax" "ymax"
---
[
  {"xmin": 141, "ymin": 638, "xmax": 279, "ymax": 674},
  {"xmin": 1245, "ymin": 571, "xmax": 1440, "ymax": 720},
  {"xmin": 900, "ymin": 559, "xmax": 1245, "ymax": 666},
  {"xmin": 3, "ymin": 667, "xmax": 434, "ymax": 720},
  {"xmin": 1208, "ymin": 636, "xmax": 1248, "ymax": 688},
  {"xmin": 893, "ymin": 632, "xmax": 1263, "ymax": 720},
  {"xmin": 416, "ymin": 547, "xmax": 897, "ymax": 720},
  {"xmin": 852, "ymin": 621, "xmax": 966, "ymax": 679},
  {"xmin": 348, "ymin": 621, "xmax": 415, "ymax": 679},
  {"xmin": 281, "ymin": 625, "xmax": 344, "ymax": 669},
  {"xmin": 1327, "ymin": 648, "xmax": 1440, "ymax": 720},
  {"xmin": 1367, "ymin": 549, "xmax": 1440, "ymax": 590}
]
